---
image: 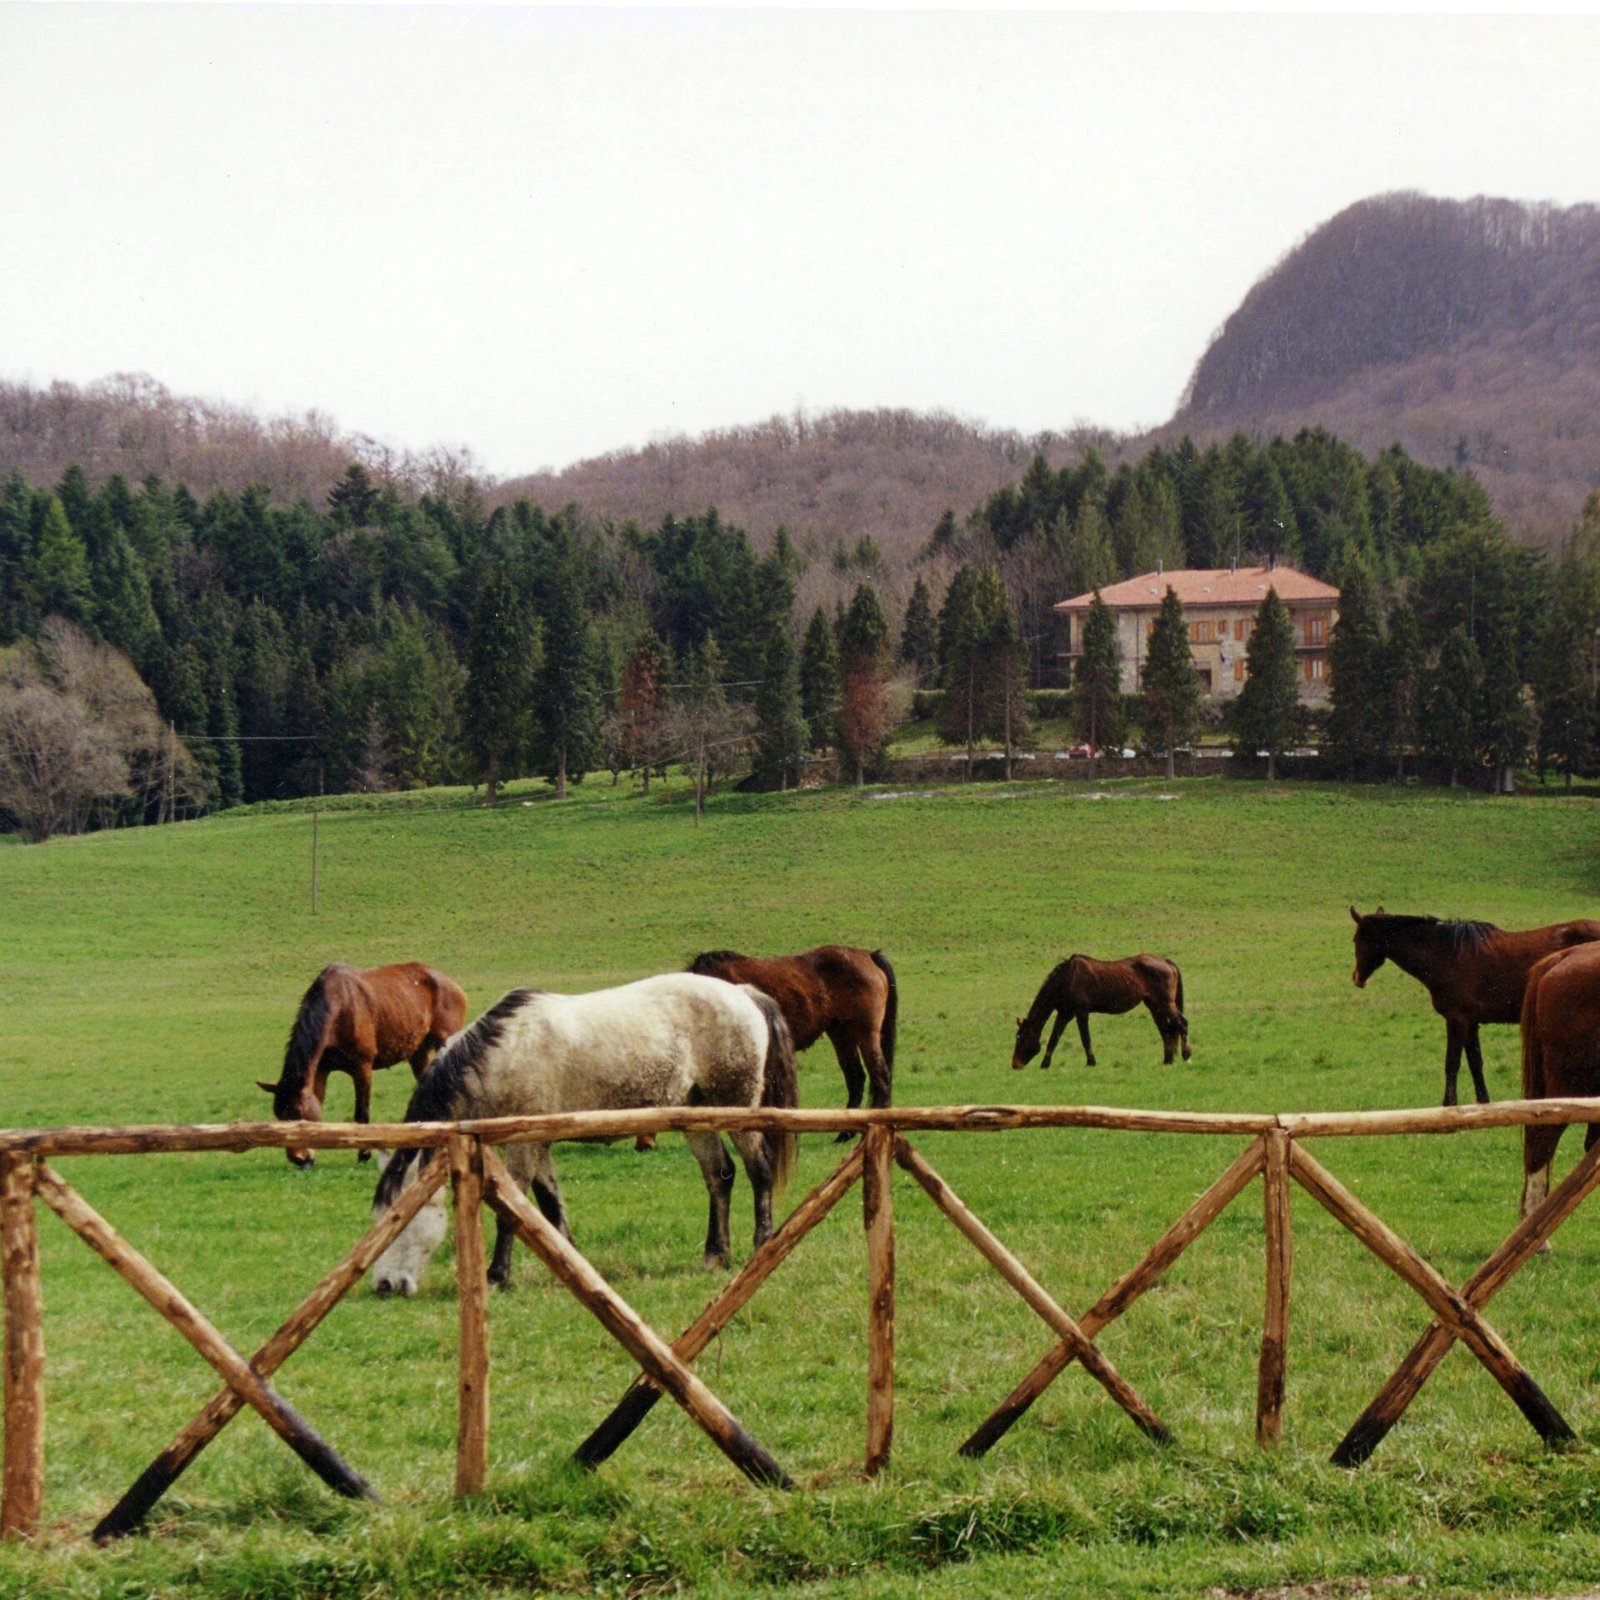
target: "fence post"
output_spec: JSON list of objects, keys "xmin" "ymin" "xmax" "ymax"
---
[
  {"xmin": 452, "ymin": 1134, "xmax": 490, "ymax": 1497},
  {"xmin": 1257, "ymin": 1128, "xmax": 1292, "ymax": 1445},
  {"xmin": 1, "ymin": 1153, "xmax": 44, "ymax": 1540},
  {"xmin": 863, "ymin": 1123, "xmax": 894, "ymax": 1475}
]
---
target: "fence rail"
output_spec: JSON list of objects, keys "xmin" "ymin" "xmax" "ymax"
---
[{"xmin": 4, "ymin": 1098, "xmax": 1600, "ymax": 1544}]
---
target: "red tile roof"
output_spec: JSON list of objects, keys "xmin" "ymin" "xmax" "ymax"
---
[{"xmin": 1055, "ymin": 565, "xmax": 1339, "ymax": 612}]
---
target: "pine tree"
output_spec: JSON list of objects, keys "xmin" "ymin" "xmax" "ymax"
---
[
  {"xmin": 1477, "ymin": 624, "xmax": 1530, "ymax": 794},
  {"xmin": 533, "ymin": 530, "xmax": 601, "ymax": 798},
  {"xmin": 1386, "ymin": 601, "xmax": 1424, "ymax": 781},
  {"xmin": 1141, "ymin": 587, "xmax": 1202, "ymax": 778},
  {"xmin": 937, "ymin": 566, "xmax": 1030, "ymax": 775},
  {"xmin": 463, "ymin": 567, "xmax": 540, "ymax": 804},
  {"xmin": 751, "ymin": 625, "xmax": 808, "ymax": 791},
  {"xmin": 28, "ymin": 495, "xmax": 92, "ymax": 625},
  {"xmin": 1073, "ymin": 592, "xmax": 1123, "ymax": 777},
  {"xmin": 798, "ymin": 606, "xmax": 840, "ymax": 754},
  {"xmin": 1231, "ymin": 589, "xmax": 1302, "ymax": 779},
  {"xmin": 835, "ymin": 584, "xmax": 891, "ymax": 786},
  {"xmin": 1533, "ymin": 554, "xmax": 1598, "ymax": 790},
  {"xmin": 1327, "ymin": 557, "xmax": 1390, "ymax": 779},
  {"xmin": 898, "ymin": 577, "xmax": 938, "ymax": 680},
  {"xmin": 1423, "ymin": 627, "xmax": 1481, "ymax": 787}
]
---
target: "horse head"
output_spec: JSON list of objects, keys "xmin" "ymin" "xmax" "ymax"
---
[
  {"xmin": 258, "ymin": 1075, "xmax": 322, "ymax": 1169},
  {"xmin": 370, "ymin": 1150, "xmax": 448, "ymax": 1298},
  {"xmin": 1350, "ymin": 905, "xmax": 1388, "ymax": 988},
  {"xmin": 1011, "ymin": 1013, "xmax": 1044, "ymax": 1070}
]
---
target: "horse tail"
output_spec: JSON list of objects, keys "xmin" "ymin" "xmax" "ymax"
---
[
  {"xmin": 871, "ymin": 949, "xmax": 898, "ymax": 1077},
  {"xmin": 278, "ymin": 966, "xmax": 337, "ymax": 1119},
  {"xmin": 1521, "ymin": 958, "xmax": 1549, "ymax": 1101},
  {"xmin": 1174, "ymin": 961, "xmax": 1186, "ymax": 1020},
  {"xmin": 752, "ymin": 992, "xmax": 798, "ymax": 1198}
]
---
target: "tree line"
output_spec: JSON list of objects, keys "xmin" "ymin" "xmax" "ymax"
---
[{"xmin": 1, "ymin": 425, "xmax": 1596, "ymax": 839}]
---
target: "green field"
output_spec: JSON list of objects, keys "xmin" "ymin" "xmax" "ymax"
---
[{"xmin": 2, "ymin": 772, "xmax": 1599, "ymax": 1598}]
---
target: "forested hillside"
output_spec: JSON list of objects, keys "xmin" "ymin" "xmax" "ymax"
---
[{"xmin": 3, "ymin": 414, "xmax": 1595, "ymax": 842}]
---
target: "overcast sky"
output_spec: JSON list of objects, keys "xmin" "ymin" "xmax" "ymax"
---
[{"xmin": 3, "ymin": 6, "xmax": 1598, "ymax": 479}]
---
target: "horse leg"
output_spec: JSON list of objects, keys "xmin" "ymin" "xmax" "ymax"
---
[
  {"xmin": 492, "ymin": 1145, "xmax": 567, "ymax": 1290},
  {"xmin": 685, "ymin": 1130, "xmax": 736, "ymax": 1270},
  {"xmin": 828, "ymin": 1025, "xmax": 866, "ymax": 1143},
  {"xmin": 352, "ymin": 1060, "xmax": 374, "ymax": 1162},
  {"xmin": 1039, "ymin": 1012, "xmax": 1070, "ymax": 1070},
  {"xmin": 1074, "ymin": 1011, "xmax": 1095, "ymax": 1068},
  {"xmin": 729, "ymin": 1129, "xmax": 776, "ymax": 1250},
  {"xmin": 1464, "ymin": 1024, "xmax": 1491, "ymax": 1105},
  {"xmin": 1442, "ymin": 1022, "xmax": 1465, "ymax": 1107},
  {"xmin": 1148, "ymin": 1003, "xmax": 1176, "ymax": 1065},
  {"xmin": 1522, "ymin": 1122, "xmax": 1565, "ymax": 1249}
]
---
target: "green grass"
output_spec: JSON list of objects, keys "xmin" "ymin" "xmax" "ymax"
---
[{"xmin": 2, "ymin": 771, "xmax": 1599, "ymax": 1597}]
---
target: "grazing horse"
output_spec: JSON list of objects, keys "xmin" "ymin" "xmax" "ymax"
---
[
  {"xmin": 258, "ymin": 962, "xmax": 468, "ymax": 1168},
  {"xmin": 687, "ymin": 946, "xmax": 897, "ymax": 1143},
  {"xmin": 369, "ymin": 973, "xmax": 798, "ymax": 1296},
  {"xmin": 1349, "ymin": 908, "xmax": 1600, "ymax": 1106},
  {"xmin": 1519, "ymin": 942, "xmax": 1600, "ymax": 1224},
  {"xmin": 1012, "ymin": 953, "xmax": 1190, "ymax": 1070}
]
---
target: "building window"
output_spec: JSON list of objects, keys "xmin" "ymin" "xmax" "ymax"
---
[
  {"xmin": 1234, "ymin": 658, "xmax": 1246, "ymax": 682},
  {"xmin": 1191, "ymin": 619, "xmax": 1221, "ymax": 645},
  {"xmin": 1305, "ymin": 615, "xmax": 1326, "ymax": 646},
  {"xmin": 1235, "ymin": 618, "xmax": 1253, "ymax": 642},
  {"xmin": 1304, "ymin": 655, "xmax": 1326, "ymax": 681}
]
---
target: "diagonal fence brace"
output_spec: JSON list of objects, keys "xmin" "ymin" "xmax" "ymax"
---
[
  {"xmin": 893, "ymin": 1136, "xmax": 1173, "ymax": 1447},
  {"xmin": 1289, "ymin": 1143, "xmax": 1574, "ymax": 1457},
  {"xmin": 33, "ymin": 1163, "xmax": 376, "ymax": 1514},
  {"xmin": 959, "ymin": 1138, "xmax": 1265, "ymax": 1456},
  {"xmin": 1333, "ymin": 1134, "xmax": 1600, "ymax": 1467},
  {"xmin": 92, "ymin": 1149, "xmax": 449, "ymax": 1541},
  {"xmin": 480, "ymin": 1146, "xmax": 792, "ymax": 1488},
  {"xmin": 575, "ymin": 1140, "xmax": 865, "ymax": 1469}
]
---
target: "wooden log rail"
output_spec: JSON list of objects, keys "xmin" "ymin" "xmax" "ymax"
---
[{"xmin": 4, "ymin": 1097, "xmax": 1600, "ymax": 1542}]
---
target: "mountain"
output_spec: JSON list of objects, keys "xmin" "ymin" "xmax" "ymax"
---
[
  {"xmin": 5, "ymin": 193, "xmax": 1599, "ymax": 549},
  {"xmin": 1167, "ymin": 192, "xmax": 1600, "ymax": 541}
]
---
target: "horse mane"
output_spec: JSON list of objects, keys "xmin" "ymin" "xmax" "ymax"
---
[
  {"xmin": 277, "ymin": 966, "xmax": 341, "ymax": 1118},
  {"xmin": 404, "ymin": 989, "xmax": 540, "ymax": 1124},
  {"xmin": 1375, "ymin": 913, "xmax": 1501, "ymax": 953},
  {"xmin": 688, "ymin": 950, "xmax": 745, "ymax": 975}
]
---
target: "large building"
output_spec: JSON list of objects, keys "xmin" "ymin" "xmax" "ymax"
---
[{"xmin": 1054, "ymin": 565, "xmax": 1341, "ymax": 704}]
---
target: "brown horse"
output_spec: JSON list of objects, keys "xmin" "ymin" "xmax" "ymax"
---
[
  {"xmin": 257, "ymin": 962, "xmax": 468, "ymax": 1167},
  {"xmin": 686, "ymin": 947, "xmax": 897, "ymax": 1139},
  {"xmin": 1012, "ymin": 953, "xmax": 1190, "ymax": 1070},
  {"xmin": 1519, "ymin": 941, "xmax": 1600, "ymax": 1223},
  {"xmin": 1350, "ymin": 907, "xmax": 1600, "ymax": 1106}
]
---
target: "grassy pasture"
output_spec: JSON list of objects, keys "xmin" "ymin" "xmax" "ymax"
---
[{"xmin": 2, "ymin": 773, "xmax": 1600, "ymax": 1598}]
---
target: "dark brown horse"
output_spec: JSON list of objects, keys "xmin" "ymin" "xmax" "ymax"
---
[
  {"xmin": 257, "ymin": 962, "xmax": 468, "ymax": 1167},
  {"xmin": 686, "ymin": 947, "xmax": 897, "ymax": 1139},
  {"xmin": 1520, "ymin": 941, "xmax": 1600, "ymax": 1222},
  {"xmin": 1350, "ymin": 907, "xmax": 1600, "ymax": 1106},
  {"xmin": 1012, "ymin": 953, "xmax": 1190, "ymax": 1070}
]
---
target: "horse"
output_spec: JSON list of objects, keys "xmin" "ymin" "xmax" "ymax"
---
[
  {"xmin": 686, "ymin": 946, "xmax": 897, "ymax": 1144},
  {"xmin": 1011, "ymin": 953, "xmax": 1190, "ymax": 1070},
  {"xmin": 257, "ymin": 962, "xmax": 468, "ymax": 1168},
  {"xmin": 369, "ymin": 973, "xmax": 799, "ymax": 1296},
  {"xmin": 1349, "ymin": 907, "xmax": 1600, "ymax": 1106},
  {"xmin": 1519, "ymin": 941, "xmax": 1600, "ymax": 1224}
]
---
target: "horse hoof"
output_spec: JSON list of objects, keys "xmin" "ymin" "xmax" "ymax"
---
[
  {"xmin": 488, "ymin": 1274, "xmax": 511, "ymax": 1292},
  {"xmin": 701, "ymin": 1252, "xmax": 731, "ymax": 1272},
  {"xmin": 357, "ymin": 1149, "xmax": 371, "ymax": 1164},
  {"xmin": 1085, "ymin": 1057, "xmax": 1096, "ymax": 1068},
  {"xmin": 833, "ymin": 1130, "xmax": 856, "ymax": 1144}
]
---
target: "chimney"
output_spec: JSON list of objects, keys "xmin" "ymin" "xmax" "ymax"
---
[{"xmin": 1157, "ymin": 559, "xmax": 1163, "ymax": 577}]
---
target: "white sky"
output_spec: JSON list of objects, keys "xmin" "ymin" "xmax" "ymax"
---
[{"xmin": 3, "ymin": 6, "xmax": 1599, "ymax": 479}]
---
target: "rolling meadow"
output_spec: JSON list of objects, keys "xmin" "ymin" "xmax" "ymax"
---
[{"xmin": 2, "ymin": 771, "xmax": 1600, "ymax": 1598}]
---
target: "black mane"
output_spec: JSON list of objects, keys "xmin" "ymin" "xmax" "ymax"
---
[
  {"xmin": 404, "ymin": 989, "xmax": 539, "ymax": 1124},
  {"xmin": 277, "ymin": 965, "xmax": 342, "ymax": 1117},
  {"xmin": 1374, "ymin": 913, "xmax": 1501, "ymax": 953},
  {"xmin": 689, "ymin": 950, "xmax": 745, "ymax": 975}
]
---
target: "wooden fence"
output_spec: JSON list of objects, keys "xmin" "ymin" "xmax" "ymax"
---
[{"xmin": 5, "ymin": 1097, "xmax": 1600, "ymax": 1544}]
